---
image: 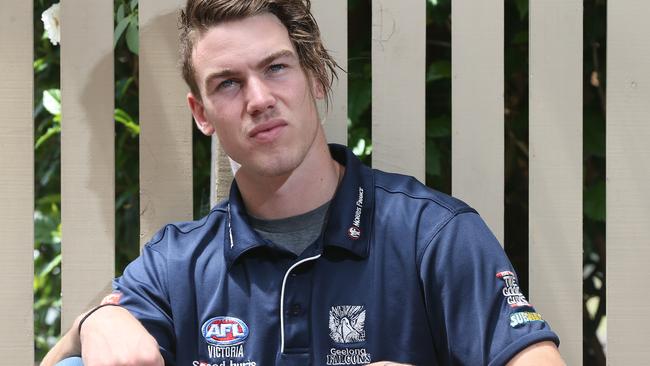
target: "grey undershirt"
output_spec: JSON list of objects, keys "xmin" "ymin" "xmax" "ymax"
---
[{"xmin": 249, "ymin": 201, "xmax": 331, "ymax": 256}]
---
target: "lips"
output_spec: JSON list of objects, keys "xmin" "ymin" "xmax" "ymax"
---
[{"xmin": 248, "ymin": 119, "xmax": 288, "ymax": 143}]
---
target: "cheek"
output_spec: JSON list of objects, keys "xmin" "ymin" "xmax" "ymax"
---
[{"xmin": 206, "ymin": 103, "xmax": 240, "ymax": 135}]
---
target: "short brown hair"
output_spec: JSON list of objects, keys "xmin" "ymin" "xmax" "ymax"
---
[{"xmin": 179, "ymin": 0, "xmax": 339, "ymax": 105}]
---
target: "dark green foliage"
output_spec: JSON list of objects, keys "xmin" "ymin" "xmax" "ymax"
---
[
  {"xmin": 34, "ymin": 0, "xmax": 62, "ymax": 358},
  {"xmin": 582, "ymin": 1, "xmax": 607, "ymax": 364}
]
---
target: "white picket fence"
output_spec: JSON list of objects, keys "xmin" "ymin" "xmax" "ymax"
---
[{"xmin": 1, "ymin": 0, "xmax": 649, "ymax": 364}]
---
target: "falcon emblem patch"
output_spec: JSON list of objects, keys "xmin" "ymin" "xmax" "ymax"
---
[{"xmin": 329, "ymin": 305, "xmax": 366, "ymax": 344}]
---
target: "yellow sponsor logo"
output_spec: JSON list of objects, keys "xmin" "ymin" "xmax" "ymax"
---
[{"xmin": 510, "ymin": 312, "xmax": 544, "ymax": 328}]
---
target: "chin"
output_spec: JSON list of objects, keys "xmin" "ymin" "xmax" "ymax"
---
[
  {"xmin": 258, "ymin": 161, "xmax": 300, "ymax": 177},
  {"xmin": 242, "ymin": 155, "xmax": 302, "ymax": 178}
]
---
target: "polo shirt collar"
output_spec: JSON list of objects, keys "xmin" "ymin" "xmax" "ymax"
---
[
  {"xmin": 321, "ymin": 144, "xmax": 374, "ymax": 258},
  {"xmin": 224, "ymin": 144, "xmax": 374, "ymax": 267}
]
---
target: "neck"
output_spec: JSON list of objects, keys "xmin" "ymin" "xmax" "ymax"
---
[{"xmin": 234, "ymin": 129, "xmax": 342, "ymax": 220}]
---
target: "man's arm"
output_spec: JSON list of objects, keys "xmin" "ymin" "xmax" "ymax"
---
[
  {"xmin": 40, "ymin": 304, "xmax": 163, "ymax": 366},
  {"xmin": 39, "ymin": 318, "xmax": 81, "ymax": 366},
  {"xmin": 365, "ymin": 341, "xmax": 563, "ymax": 366},
  {"xmin": 507, "ymin": 341, "xmax": 565, "ymax": 366}
]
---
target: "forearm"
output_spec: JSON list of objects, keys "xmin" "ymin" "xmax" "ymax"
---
[
  {"xmin": 40, "ymin": 321, "xmax": 82, "ymax": 366},
  {"xmin": 40, "ymin": 305, "xmax": 164, "ymax": 366}
]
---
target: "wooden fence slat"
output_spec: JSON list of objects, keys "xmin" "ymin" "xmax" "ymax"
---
[
  {"xmin": 312, "ymin": 0, "xmax": 348, "ymax": 145},
  {"xmin": 0, "ymin": 1, "xmax": 33, "ymax": 362},
  {"xmin": 607, "ymin": 0, "xmax": 650, "ymax": 363},
  {"xmin": 451, "ymin": 0, "xmax": 504, "ymax": 242},
  {"xmin": 60, "ymin": 0, "xmax": 115, "ymax": 330},
  {"xmin": 371, "ymin": 0, "xmax": 426, "ymax": 181},
  {"xmin": 211, "ymin": 137, "xmax": 234, "ymax": 205},
  {"xmin": 140, "ymin": 0, "xmax": 193, "ymax": 245},
  {"xmin": 529, "ymin": 1, "xmax": 583, "ymax": 364}
]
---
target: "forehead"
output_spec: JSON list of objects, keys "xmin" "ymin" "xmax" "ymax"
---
[{"xmin": 192, "ymin": 13, "xmax": 295, "ymax": 77}]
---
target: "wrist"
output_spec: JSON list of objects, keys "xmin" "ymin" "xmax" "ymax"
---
[{"xmin": 77, "ymin": 303, "xmax": 122, "ymax": 337}]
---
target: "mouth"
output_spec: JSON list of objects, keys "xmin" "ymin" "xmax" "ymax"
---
[{"xmin": 248, "ymin": 119, "xmax": 288, "ymax": 143}]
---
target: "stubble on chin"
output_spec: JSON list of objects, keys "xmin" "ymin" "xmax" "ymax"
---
[{"xmin": 244, "ymin": 150, "xmax": 304, "ymax": 178}]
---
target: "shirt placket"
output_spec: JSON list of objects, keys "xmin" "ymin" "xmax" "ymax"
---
[{"xmin": 278, "ymin": 254, "xmax": 319, "ymax": 365}]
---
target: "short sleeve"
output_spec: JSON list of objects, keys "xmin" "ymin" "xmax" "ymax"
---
[
  {"xmin": 112, "ymin": 229, "xmax": 176, "ymax": 364},
  {"xmin": 418, "ymin": 212, "xmax": 559, "ymax": 366}
]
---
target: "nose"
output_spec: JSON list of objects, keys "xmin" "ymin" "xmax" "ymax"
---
[{"xmin": 245, "ymin": 77, "xmax": 276, "ymax": 115}]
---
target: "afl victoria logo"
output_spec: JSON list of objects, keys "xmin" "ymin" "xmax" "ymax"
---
[{"xmin": 201, "ymin": 316, "xmax": 249, "ymax": 346}]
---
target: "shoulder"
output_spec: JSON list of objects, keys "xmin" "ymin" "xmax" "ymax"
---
[
  {"xmin": 373, "ymin": 169, "xmax": 473, "ymax": 214},
  {"xmin": 144, "ymin": 201, "xmax": 229, "ymax": 254},
  {"xmin": 372, "ymin": 168, "xmax": 476, "ymax": 230},
  {"xmin": 371, "ymin": 169, "xmax": 502, "ymax": 263}
]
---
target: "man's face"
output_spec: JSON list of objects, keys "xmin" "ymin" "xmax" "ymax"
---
[{"xmin": 188, "ymin": 13, "xmax": 324, "ymax": 178}]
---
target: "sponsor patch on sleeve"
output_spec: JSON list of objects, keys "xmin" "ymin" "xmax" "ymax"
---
[
  {"xmin": 496, "ymin": 270, "xmax": 531, "ymax": 308},
  {"xmin": 510, "ymin": 311, "xmax": 545, "ymax": 328}
]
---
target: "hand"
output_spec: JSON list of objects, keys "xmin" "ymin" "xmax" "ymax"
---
[{"xmin": 78, "ymin": 305, "xmax": 164, "ymax": 366}]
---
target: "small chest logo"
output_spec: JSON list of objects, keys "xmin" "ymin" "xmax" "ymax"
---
[
  {"xmin": 329, "ymin": 305, "xmax": 366, "ymax": 344},
  {"xmin": 201, "ymin": 316, "xmax": 249, "ymax": 346},
  {"xmin": 347, "ymin": 226, "xmax": 361, "ymax": 239}
]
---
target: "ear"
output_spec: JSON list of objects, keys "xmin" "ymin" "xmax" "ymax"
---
[
  {"xmin": 187, "ymin": 92, "xmax": 214, "ymax": 136},
  {"xmin": 310, "ymin": 74, "xmax": 325, "ymax": 100}
]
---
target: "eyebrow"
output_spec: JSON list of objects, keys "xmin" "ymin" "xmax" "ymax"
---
[
  {"xmin": 256, "ymin": 49, "xmax": 295, "ymax": 69},
  {"xmin": 203, "ymin": 49, "xmax": 296, "ymax": 90}
]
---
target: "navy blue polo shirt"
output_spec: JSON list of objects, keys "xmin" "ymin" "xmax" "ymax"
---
[{"xmin": 112, "ymin": 144, "xmax": 559, "ymax": 366}]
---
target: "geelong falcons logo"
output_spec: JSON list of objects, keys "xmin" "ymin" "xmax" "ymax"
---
[{"xmin": 329, "ymin": 305, "xmax": 366, "ymax": 343}]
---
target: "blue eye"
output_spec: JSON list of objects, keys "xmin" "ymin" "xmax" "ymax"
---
[
  {"xmin": 268, "ymin": 64, "xmax": 286, "ymax": 73},
  {"xmin": 218, "ymin": 79, "xmax": 236, "ymax": 90}
]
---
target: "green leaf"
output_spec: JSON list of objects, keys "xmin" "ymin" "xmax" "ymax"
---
[
  {"xmin": 34, "ymin": 58, "xmax": 48, "ymax": 72},
  {"xmin": 584, "ymin": 181, "xmax": 605, "ymax": 222},
  {"xmin": 38, "ymin": 254, "xmax": 62, "ymax": 279},
  {"xmin": 426, "ymin": 61, "xmax": 451, "ymax": 83},
  {"xmin": 35, "ymin": 126, "xmax": 61, "ymax": 150},
  {"xmin": 515, "ymin": 0, "xmax": 528, "ymax": 19},
  {"xmin": 116, "ymin": 77, "xmax": 134, "ymax": 100},
  {"xmin": 428, "ymin": 0, "xmax": 439, "ymax": 5},
  {"xmin": 126, "ymin": 19, "xmax": 139, "ymax": 55},
  {"xmin": 114, "ymin": 108, "xmax": 140, "ymax": 136},
  {"xmin": 36, "ymin": 194, "xmax": 61, "ymax": 206},
  {"xmin": 114, "ymin": 16, "xmax": 130, "ymax": 49},
  {"xmin": 130, "ymin": 0, "xmax": 138, "ymax": 11},
  {"xmin": 42, "ymin": 89, "xmax": 61, "ymax": 116},
  {"xmin": 116, "ymin": 3, "xmax": 125, "ymax": 22}
]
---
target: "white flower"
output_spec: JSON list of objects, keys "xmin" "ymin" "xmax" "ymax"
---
[{"xmin": 41, "ymin": 3, "xmax": 61, "ymax": 46}]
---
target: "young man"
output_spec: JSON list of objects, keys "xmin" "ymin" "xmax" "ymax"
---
[{"xmin": 43, "ymin": 0, "xmax": 565, "ymax": 365}]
